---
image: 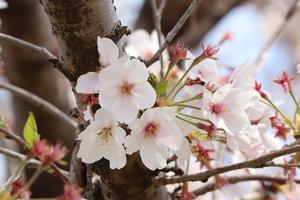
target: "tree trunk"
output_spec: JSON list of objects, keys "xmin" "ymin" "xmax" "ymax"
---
[{"xmin": 39, "ymin": 0, "xmax": 171, "ymax": 199}]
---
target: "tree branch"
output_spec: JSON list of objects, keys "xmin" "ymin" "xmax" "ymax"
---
[
  {"xmin": 0, "ymin": 146, "xmax": 69, "ymax": 183},
  {"xmin": 150, "ymin": 0, "xmax": 166, "ymax": 79},
  {"xmin": 0, "ymin": 127, "xmax": 26, "ymax": 145},
  {"xmin": 155, "ymin": 144, "xmax": 300, "ymax": 185},
  {"xmin": 255, "ymin": 0, "xmax": 300, "ymax": 65},
  {"xmin": 0, "ymin": 81, "xmax": 77, "ymax": 128},
  {"xmin": 0, "ymin": 33, "xmax": 75, "ymax": 81},
  {"xmin": 192, "ymin": 175, "xmax": 300, "ymax": 196},
  {"xmin": 146, "ymin": 0, "xmax": 203, "ymax": 67}
]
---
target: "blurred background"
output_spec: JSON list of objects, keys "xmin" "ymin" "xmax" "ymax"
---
[{"xmin": 0, "ymin": 0, "xmax": 300, "ymax": 199}]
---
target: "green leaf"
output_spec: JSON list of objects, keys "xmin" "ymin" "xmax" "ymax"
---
[
  {"xmin": 156, "ymin": 80, "xmax": 168, "ymax": 97},
  {"xmin": 0, "ymin": 120, "xmax": 5, "ymax": 128},
  {"xmin": 23, "ymin": 112, "xmax": 39, "ymax": 149}
]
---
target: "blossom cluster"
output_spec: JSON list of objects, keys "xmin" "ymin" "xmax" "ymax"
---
[{"xmin": 75, "ymin": 30, "xmax": 298, "ymax": 173}]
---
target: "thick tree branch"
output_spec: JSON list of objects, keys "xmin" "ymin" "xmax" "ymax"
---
[
  {"xmin": 0, "ymin": 33, "xmax": 75, "ymax": 81},
  {"xmin": 0, "ymin": 81, "xmax": 77, "ymax": 128},
  {"xmin": 146, "ymin": 0, "xmax": 203, "ymax": 66},
  {"xmin": 155, "ymin": 144, "xmax": 300, "ymax": 185},
  {"xmin": 192, "ymin": 175, "xmax": 300, "ymax": 196}
]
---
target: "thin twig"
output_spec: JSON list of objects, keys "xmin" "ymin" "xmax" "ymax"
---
[
  {"xmin": 0, "ymin": 127, "xmax": 26, "ymax": 145},
  {"xmin": 0, "ymin": 146, "xmax": 69, "ymax": 183},
  {"xmin": 255, "ymin": 0, "xmax": 299, "ymax": 66},
  {"xmin": 0, "ymin": 33, "xmax": 75, "ymax": 81},
  {"xmin": 155, "ymin": 144, "xmax": 300, "ymax": 185},
  {"xmin": 0, "ymin": 81, "xmax": 77, "ymax": 128},
  {"xmin": 146, "ymin": 0, "xmax": 203, "ymax": 66},
  {"xmin": 150, "ymin": 0, "xmax": 166, "ymax": 79},
  {"xmin": 192, "ymin": 175, "xmax": 300, "ymax": 196}
]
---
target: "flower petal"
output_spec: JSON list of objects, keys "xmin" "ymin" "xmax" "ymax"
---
[
  {"xmin": 97, "ymin": 37, "xmax": 119, "ymax": 66},
  {"xmin": 132, "ymin": 82, "xmax": 157, "ymax": 109},
  {"xmin": 124, "ymin": 133, "xmax": 144, "ymax": 154},
  {"xmin": 77, "ymin": 137, "xmax": 105, "ymax": 163},
  {"xmin": 140, "ymin": 137, "xmax": 168, "ymax": 170},
  {"xmin": 75, "ymin": 72, "xmax": 99, "ymax": 94},
  {"xmin": 156, "ymin": 122, "xmax": 183, "ymax": 151}
]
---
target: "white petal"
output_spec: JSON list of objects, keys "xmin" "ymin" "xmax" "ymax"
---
[
  {"xmin": 97, "ymin": 37, "xmax": 119, "ymax": 66},
  {"xmin": 156, "ymin": 122, "xmax": 183, "ymax": 151},
  {"xmin": 109, "ymin": 96, "xmax": 139, "ymax": 123},
  {"xmin": 75, "ymin": 72, "xmax": 99, "ymax": 94},
  {"xmin": 221, "ymin": 110, "xmax": 250, "ymax": 133},
  {"xmin": 124, "ymin": 133, "xmax": 144, "ymax": 154},
  {"xmin": 94, "ymin": 108, "xmax": 117, "ymax": 127},
  {"xmin": 175, "ymin": 138, "xmax": 191, "ymax": 169},
  {"xmin": 111, "ymin": 126, "xmax": 126, "ymax": 144},
  {"xmin": 126, "ymin": 59, "xmax": 149, "ymax": 83},
  {"xmin": 83, "ymin": 106, "xmax": 94, "ymax": 122},
  {"xmin": 77, "ymin": 137, "xmax": 105, "ymax": 163},
  {"xmin": 140, "ymin": 137, "xmax": 168, "ymax": 170},
  {"xmin": 212, "ymin": 84, "xmax": 232, "ymax": 103},
  {"xmin": 105, "ymin": 138, "xmax": 127, "ymax": 169},
  {"xmin": 132, "ymin": 82, "xmax": 157, "ymax": 109}
]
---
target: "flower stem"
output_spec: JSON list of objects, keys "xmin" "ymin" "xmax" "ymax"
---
[
  {"xmin": 263, "ymin": 97, "xmax": 296, "ymax": 132},
  {"xmin": 162, "ymin": 63, "xmax": 174, "ymax": 82},
  {"xmin": 289, "ymin": 90, "xmax": 300, "ymax": 122},
  {"xmin": 166, "ymin": 57, "xmax": 205, "ymax": 99},
  {"xmin": 170, "ymin": 103, "xmax": 201, "ymax": 111},
  {"xmin": 1, "ymin": 157, "xmax": 30, "ymax": 191},
  {"xmin": 175, "ymin": 115, "xmax": 198, "ymax": 127},
  {"xmin": 25, "ymin": 165, "xmax": 49, "ymax": 190},
  {"xmin": 177, "ymin": 112, "xmax": 210, "ymax": 123},
  {"xmin": 171, "ymin": 94, "xmax": 203, "ymax": 105}
]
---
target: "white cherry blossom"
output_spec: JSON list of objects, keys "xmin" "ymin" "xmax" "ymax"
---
[
  {"xmin": 184, "ymin": 52, "xmax": 219, "ymax": 96},
  {"xmin": 125, "ymin": 29, "xmax": 168, "ymax": 75},
  {"xmin": 124, "ymin": 107, "xmax": 183, "ymax": 170},
  {"xmin": 0, "ymin": 0, "xmax": 7, "ymax": 9},
  {"xmin": 201, "ymin": 84, "xmax": 250, "ymax": 133},
  {"xmin": 98, "ymin": 58, "xmax": 157, "ymax": 123},
  {"xmin": 75, "ymin": 37, "xmax": 121, "ymax": 94},
  {"xmin": 77, "ymin": 109, "xmax": 126, "ymax": 169}
]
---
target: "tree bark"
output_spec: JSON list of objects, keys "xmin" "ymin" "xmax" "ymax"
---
[{"xmin": 39, "ymin": 0, "xmax": 171, "ymax": 199}]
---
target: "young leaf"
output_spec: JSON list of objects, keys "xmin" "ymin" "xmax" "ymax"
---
[
  {"xmin": 156, "ymin": 80, "xmax": 168, "ymax": 97},
  {"xmin": 23, "ymin": 112, "xmax": 40, "ymax": 149}
]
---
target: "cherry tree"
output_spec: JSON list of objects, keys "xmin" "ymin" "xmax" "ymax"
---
[{"xmin": 0, "ymin": 0, "xmax": 300, "ymax": 200}]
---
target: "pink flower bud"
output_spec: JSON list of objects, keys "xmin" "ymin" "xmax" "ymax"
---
[
  {"xmin": 56, "ymin": 185, "xmax": 83, "ymax": 200},
  {"xmin": 169, "ymin": 42, "xmax": 188, "ymax": 65}
]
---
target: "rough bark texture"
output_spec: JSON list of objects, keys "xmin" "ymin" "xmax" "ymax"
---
[
  {"xmin": 39, "ymin": 1, "xmax": 170, "ymax": 199},
  {"xmin": 135, "ymin": 0, "xmax": 244, "ymax": 47},
  {"xmin": 39, "ymin": 0, "xmax": 119, "ymax": 81},
  {"xmin": 0, "ymin": 0, "xmax": 75, "ymax": 197}
]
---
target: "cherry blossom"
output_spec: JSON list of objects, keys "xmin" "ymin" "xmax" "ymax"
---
[
  {"xmin": 98, "ymin": 58, "xmax": 157, "ymax": 123},
  {"xmin": 75, "ymin": 37, "xmax": 122, "ymax": 95},
  {"xmin": 296, "ymin": 64, "xmax": 300, "ymax": 73},
  {"xmin": 125, "ymin": 30, "xmax": 160, "ymax": 60},
  {"xmin": 201, "ymin": 84, "xmax": 250, "ymax": 133},
  {"xmin": 273, "ymin": 71, "xmax": 294, "ymax": 93},
  {"xmin": 125, "ymin": 29, "xmax": 168, "ymax": 75},
  {"xmin": 183, "ymin": 51, "xmax": 219, "ymax": 96},
  {"xmin": 0, "ymin": 0, "xmax": 7, "ymax": 9},
  {"xmin": 57, "ymin": 185, "xmax": 83, "ymax": 200},
  {"xmin": 124, "ymin": 107, "xmax": 183, "ymax": 170},
  {"xmin": 77, "ymin": 109, "xmax": 126, "ymax": 169}
]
